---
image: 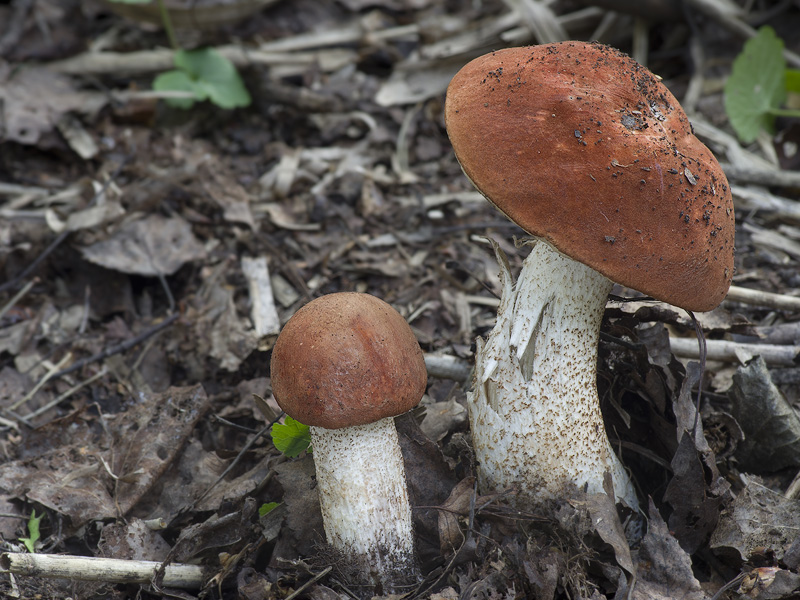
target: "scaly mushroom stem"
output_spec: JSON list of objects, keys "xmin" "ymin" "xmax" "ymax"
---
[
  {"xmin": 310, "ymin": 418, "xmax": 419, "ymax": 594},
  {"xmin": 468, "ymin": 240, "xmax": 638, "ymax": 509}
]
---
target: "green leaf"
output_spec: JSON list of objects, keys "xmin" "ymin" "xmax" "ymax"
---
[
  {"xmin": 259, "ymin": 502, "xmax": 280, "ymax": 517},
  {"xmin": 173, "ymin": 48, "xmax": 251, "ymax": 109},
  {"xmin": 271, "ymin": 416, "xmax": 311, "ymax": 458},
  {"xmin": 106, "ymin": 0, "xmax": 152, "ymax": 4},
  {"xmin": 787, "ymin": 69, "xmax": 800, "ymax": 94},
  {"xmin": 19, "ymin": 510, "xmax": 43, "ymax": 553},
  {"xmin": 153, "ymin": 70, "xmax": 204, "ymax": 109},
  {"xmin": 724, "ymin": 26, "xmax": 788, "ymax": 143}
]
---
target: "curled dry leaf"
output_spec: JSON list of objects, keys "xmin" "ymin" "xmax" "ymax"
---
[
  {"xmin": 272, "ymin": 457, "xmax": 324, "ymax": 558},
  {"xmin": 664, "ymin": 432, "xmax": 730, "ymax": 554},
  {"xmin": 81, "ymin": 215, "xmax": 206, "ymax": 276},
  {"xmin": 632, "ymin": 498, "xmax": 705, "ymax": 600},
  {"xmin": 437, "ymin": 477, "xmax": 475, "ymax": 555},
  {"xmin": 419, "ymin": 399, "xmax": 468, "ymax": 443},
  {"xmin": 582, "ymin": 476, "xmax": 634, "ymax": 576},
  {"xmin": 663, "ymin": 361, "xmax": 731, "ymax": 553},
  {"xmin": 198, "ymin": 283, "xmax": 260, "ymax": 372},
  {"xmin": 730, "ymin": 356, "xmax": 800, "ymax": 472},
  {"xmin": 169, "ymin": 497, "xmax": 259, "ymax": 563},
  {"xmin": 98, "ymin": 518, "xmax": 172, "ymax": 562},
  {"xmin": 202, "ymin": 168, "xmax": 256, "ymax": 230},
  {"xmin": 0, "ymin": 66, "xmax": 106, "ymax": 146},
  {"xmin": 737, "ymin": 567, "xmax": 800, "ymax": 599},
  {"xmin": 710, "ymin": 478, "xmax": 800, "ymax": 564}
]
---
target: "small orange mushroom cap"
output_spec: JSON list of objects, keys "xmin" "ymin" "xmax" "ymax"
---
[
  {"xmin": 270, "ymin": 292, "xmax": 427, "ymax": 429},
  {"xmin": 445, "ymin": 42, "xmax": 735, "ymax": 311}
]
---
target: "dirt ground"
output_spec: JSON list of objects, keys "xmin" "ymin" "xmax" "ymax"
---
[{"xmin": 2, "ymin": 0, "xmax": 800, "ymax": 598}]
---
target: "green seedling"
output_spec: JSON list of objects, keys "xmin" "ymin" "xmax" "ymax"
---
[
  {"xmin": 154, "ymin": 48, "xmax": 251, "ymax": 109},
  {"xmin": 258, "ymin": 502, "xmax": 280, "ymax": 517},
  {"xmin": 724, "ymin": 26, "xmax": 800, "ymax": 143},
  {"xmin": 270, "ymin": 416, "xmax": 311, "ymax": 458},
  {"xmin": 107, "ymin": 0, "xmax": 251, "ymax": 109},
  {"xmin": 19, "ymin": 510, "xmax": 43, "ymax": 553}
]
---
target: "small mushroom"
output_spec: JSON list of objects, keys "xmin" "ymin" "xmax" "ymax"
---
[
  {"xmin": 445, "ymin": 42, "xmax": 735, "ymax": 510},
  {"xmin": 270, "ymin": 292, "xmax": 426, "ymax": 595}
]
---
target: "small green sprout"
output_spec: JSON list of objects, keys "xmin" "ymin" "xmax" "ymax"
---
[
  {"xmin": 19, "ymin": 510, "xmax": 43, "ymax": 553},
  {"xmin": 724, "ymin": 26, "xmax": 800, "ymax": 143},
  {"xmin": 270, "ymin": 416, "xmax": 311, "ymax": 458},
  {"xmin": 154, "ymin": 48, "xmax": 251, "ymax": 109},
  {"xmin": 258, "ymin": 502, "xmax": 280, "ymax": 517},
  {"xmin": 106, "ymin": 0, "xmax": 251, "ymax": 110}
]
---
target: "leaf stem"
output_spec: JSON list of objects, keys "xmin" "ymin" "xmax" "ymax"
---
[
  {"xmin": 767, "ymin": 107, "xmax": 800, "ymax": 117},
  {"xmin": 154, "ymin": 0, "xmax": 179, "ymax": 51}
]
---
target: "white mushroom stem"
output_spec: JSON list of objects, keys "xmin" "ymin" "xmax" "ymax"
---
[
  {"xmin": 310, "ymin": 417, "xmax": 418, "ymax": 594},
  {"xmin": 468, "ymin": 239, "xmax": 639, "ymax": 509}
]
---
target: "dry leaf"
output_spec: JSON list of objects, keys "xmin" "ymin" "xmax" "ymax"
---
[
  {"xmin": 98, "ymin": 518, "xmax": 172, "ymax": 561},
  {"xmin": 0, "ymin": 66, "xmax": 105, "ymax": 146},
  {"xmin": 632, "ymin": 498, "xmax": 705, "ymax": 600},
  {"xmin": 437, "ymin": 477, "xmax": 475, "ymax": 554},
  {"xmin": 710, "ymin": 478, "xmax": 800, "ymax": 564},
  {"xmin": 730, "ymin": 356, "xmax": 800, "ymax": 471},
  {"xmin": 81, "ymin": 215, "xmax": 206, "ymax": 276}
]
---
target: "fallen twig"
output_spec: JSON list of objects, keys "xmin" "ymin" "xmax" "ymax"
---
[
  {"xmin": 733, "ymin": 185, "xmax": 800, "ymax": 222},
  {"xmin": 22, "ymin": 367, "xmax": 108, "ymax": 424},
  {"xmin": 0, "ymin": 278, "xmax": 37, "ymax": 323},
  {"xmin": 284, "ymin": 566, "xmax": 333, "ymax": 600},
  {"xmin": 424, "ymin": 354, "xmax": 472, "ymax": 383},
  {"xmin": 49, "ymin": 313, "xmax": 180, "ymax": 381},
  {"xmin": 8, "ymin": 354, "xmax": 72, "ymax": 411},
  {"xmin": 0, "ymin": 552, "xmax": 206, "ymax": 589},
  {"xmin": 720, "ymin": 163, "xmax": 800, "ymax": 189},
  {"xmin": 669, "ymin": 337, "xmax": 800, "ymax": 366},
  {"xmin": 453, "ymin": 283, "xmax": 800, "ymax": 313},
  {"xmin": 726, "ymin": 286, "xmax": 800, "ymax": 312},
  {"xmin": 47, "ymin": 47, "xmax": 356, "ymax": 77}
]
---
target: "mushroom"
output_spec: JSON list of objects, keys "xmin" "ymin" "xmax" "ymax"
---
[
  {"xmin": 444, "ymin": 42, "xmax": 735, "ymax": 510},
  {"xmin": 269, "ymin": 292, "xmax": 426, "ymax": 595}
]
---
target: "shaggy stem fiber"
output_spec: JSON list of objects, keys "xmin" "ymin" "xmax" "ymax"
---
[{"xmin": 468, "ymin": 240, "xmax": 638, "ymax": 509}]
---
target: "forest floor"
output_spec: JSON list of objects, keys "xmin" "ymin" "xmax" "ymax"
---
[{"xmin": 2, "ymin": 0, "xmax": 800, "ymax": 598}]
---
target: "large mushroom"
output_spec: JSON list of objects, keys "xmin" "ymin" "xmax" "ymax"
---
[
  {"xmin": 269, "ymin": 292, "xmax": 426, "ymax": 595},
  {"xmin": 445, "ymin": 42, "xmax": 735, "ymax": 510}
]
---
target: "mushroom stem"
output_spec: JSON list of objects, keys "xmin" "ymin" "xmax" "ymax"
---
[
  {"xmin": 468, "ymin": 240, "xmax": 639, "ymax": 509},
  {"xmin": 310, "ymin": 417, "xmax": 419, "ymax": 594}
]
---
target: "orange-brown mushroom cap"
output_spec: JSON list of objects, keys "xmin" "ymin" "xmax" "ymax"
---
[
  {"xmin": 445, "ymin": 42, "xmax": 735, "ymax": 311},
  {"xmin": 270, "ymin": 292, "xmax": 427, "ymax": 429}
]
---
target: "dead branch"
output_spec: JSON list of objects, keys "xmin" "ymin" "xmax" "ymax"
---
[
  {"xmin": 726, "ymin": 286, "xmax": 800, "ymax": 312},
  {"xmin": 670, "ymin": 337, "xmax": 800, "ymax": 366},
  {"xmin": 50, "ymin": 313, "xmax": 180, "ymax": 381},
  {"xmin": 425, "ymin": 354, "xmax": 472, "ymax": 383},
  {"xmin": 1, "ymin": 552, "xmax": 206, "ymax": 589},
  {"xmin": 721, "ymin": 164, "xmax": 800, "ymax": 189},
  {"xmin": 47, "ymin": 47, "xmax": 356, "ymax": 77}
]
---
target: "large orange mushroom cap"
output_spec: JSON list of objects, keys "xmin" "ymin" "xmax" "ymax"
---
[
  {"xmin": 270, "ymin": 292, "xmax": 427, "ymax": 429},
  {"xmin": 445, "ymin": 42, "xmax": 735, "ymax": 311}
]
